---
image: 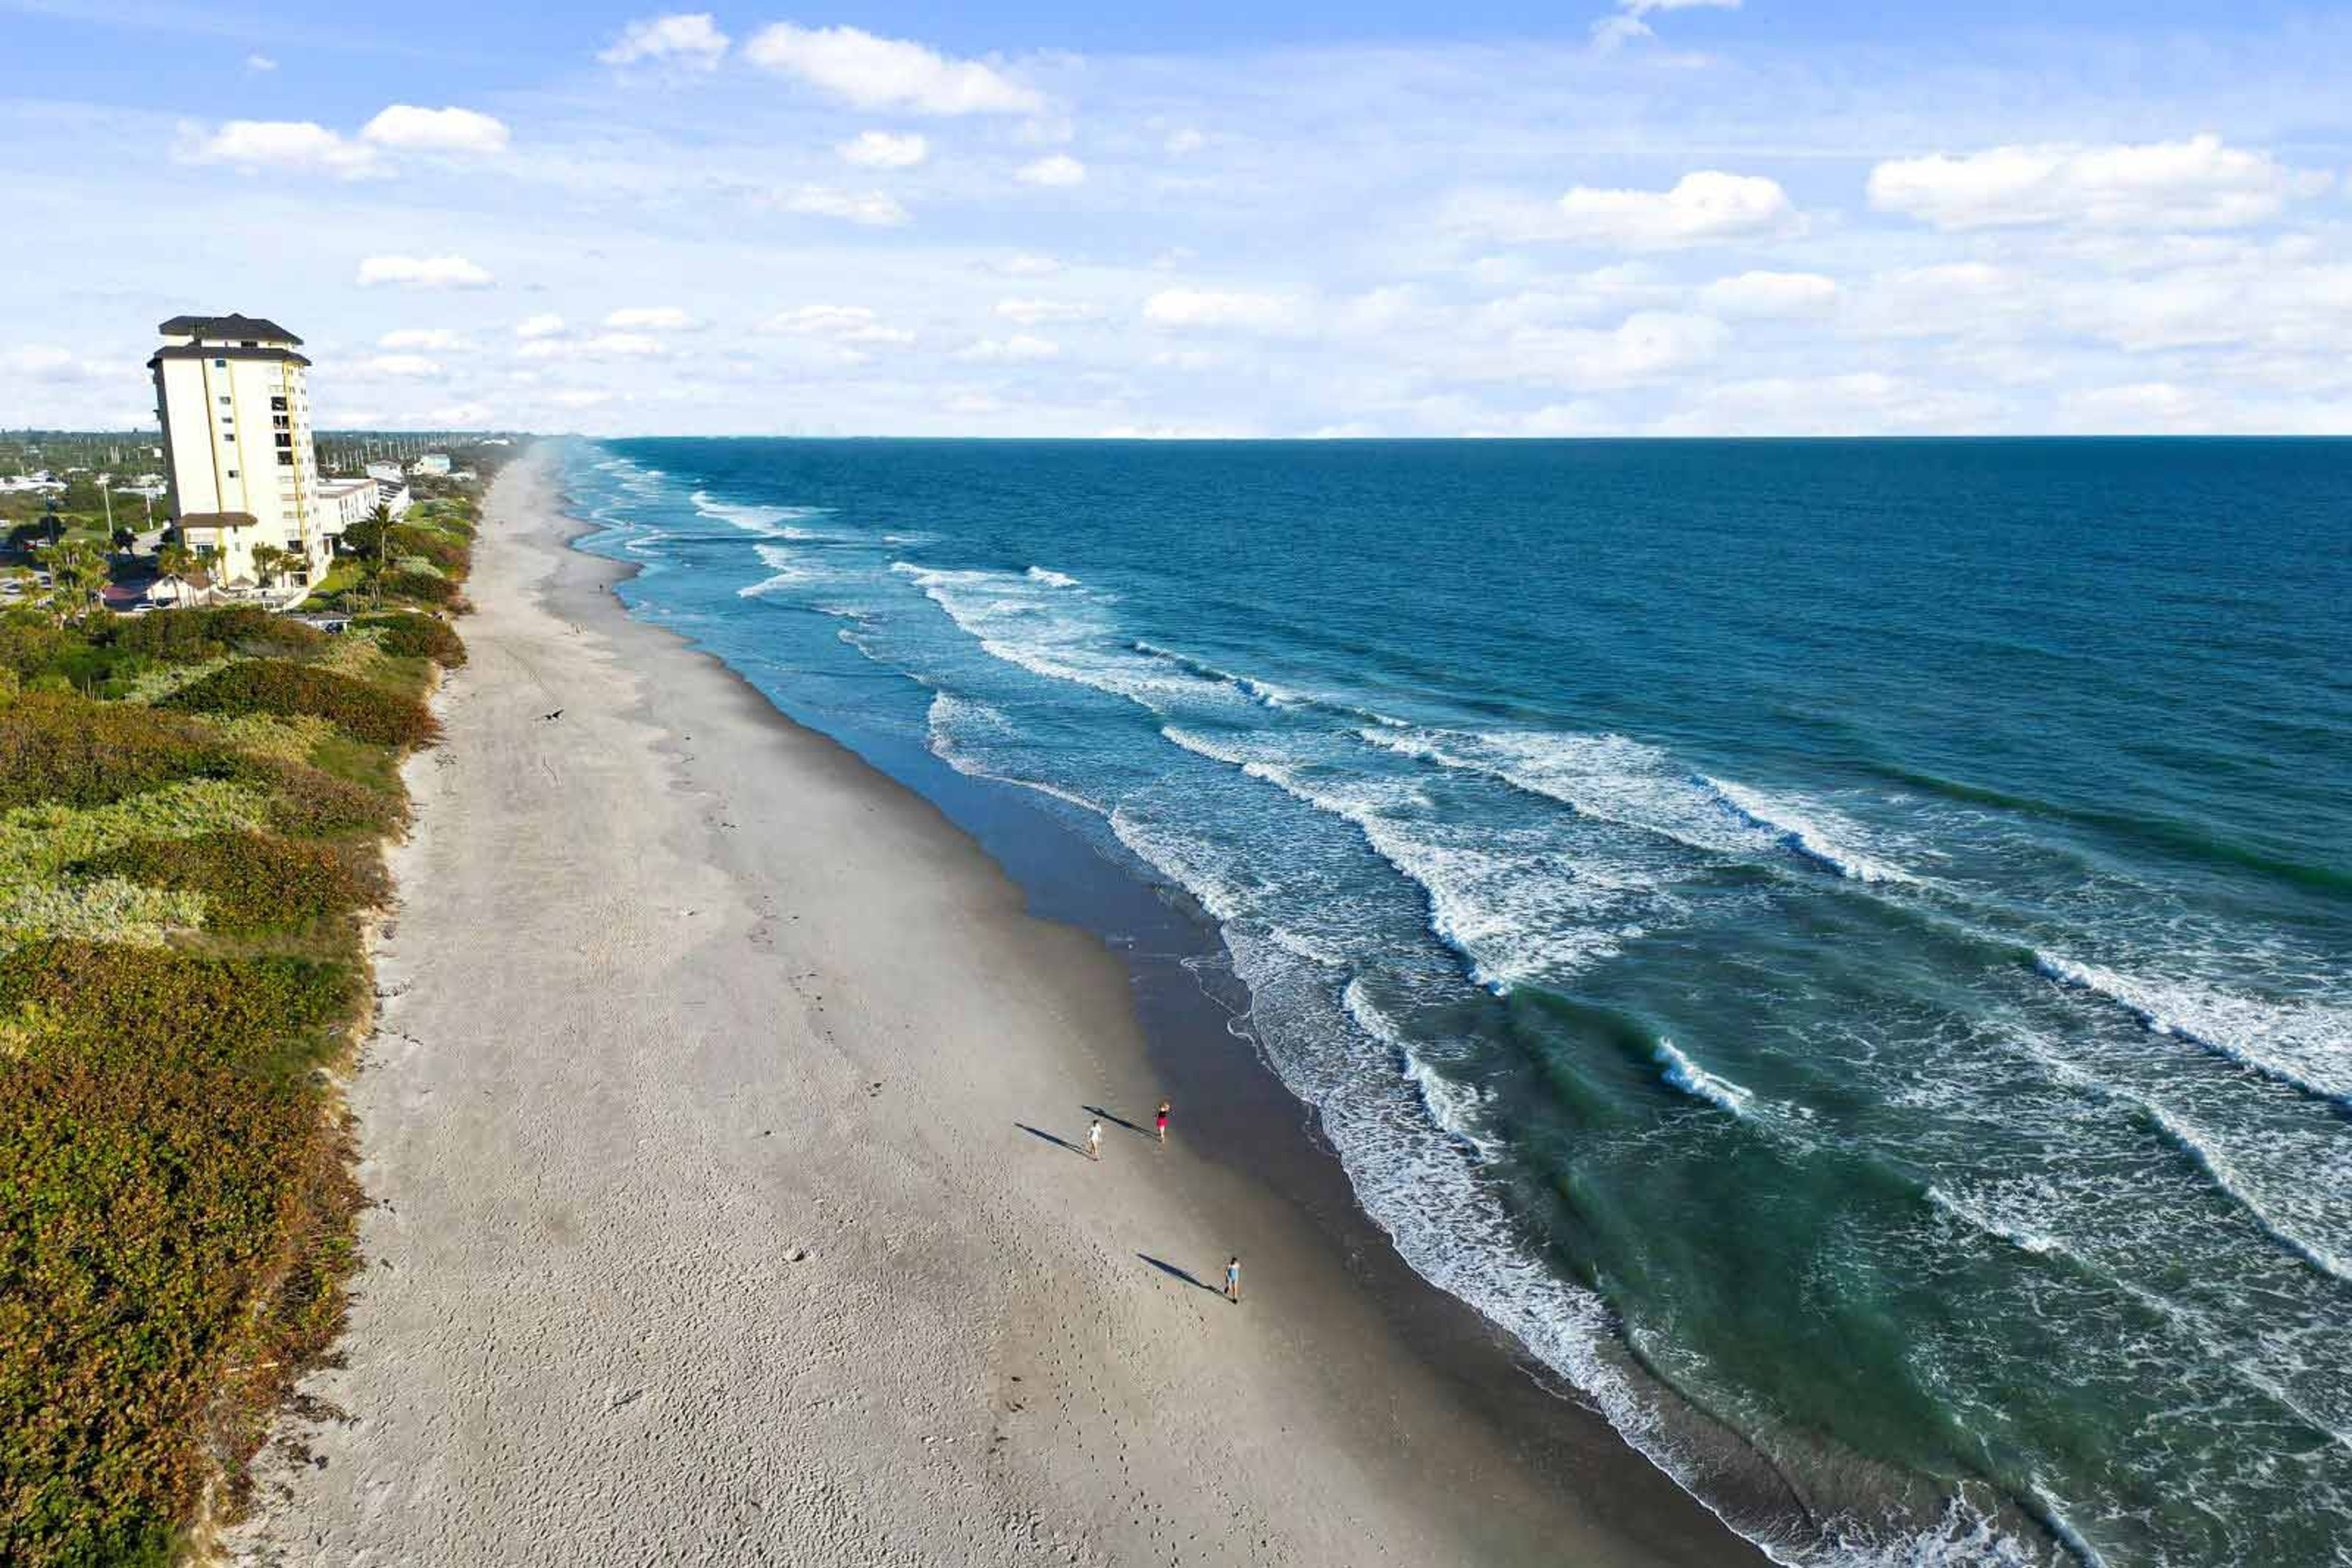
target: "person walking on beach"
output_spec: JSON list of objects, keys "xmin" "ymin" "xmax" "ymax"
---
[
  {"xmin": 1224, "ymin": 1256, "xmax": 1242, "ymax": 1303},
  {"xmin": 1156, "ymin": 1100, "xmax": 1170, "ymax": 1146},
  {"xmin": 1086, "ymin": 1118, "xmax": 1104, "ymax": 1161}
]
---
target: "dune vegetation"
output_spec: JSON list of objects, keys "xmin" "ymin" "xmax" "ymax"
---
[{"xmin": 0, "ymin": 520, "xmax": 470, "ymax": 1564}]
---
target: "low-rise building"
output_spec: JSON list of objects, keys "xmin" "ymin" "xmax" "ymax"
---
[
  {"xmin": 314, "ymin": 477, "xmax": 381, "ymax": 543},
  {"xmin": 411, "ymin": 453, "xmax": 451, "ymax": 477}
]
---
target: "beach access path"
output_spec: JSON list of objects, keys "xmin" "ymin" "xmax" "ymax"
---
[{"xmin": 230, "ymin": 445, "xmax": 1758, "ymax": 1566}]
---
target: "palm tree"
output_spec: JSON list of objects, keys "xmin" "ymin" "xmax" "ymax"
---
[
  {"xmin": 157, "ymin": 541, "xmax": 198, "ymax": 607},
  {"xmin": 251, "ymin": 543, "xmax": 290, "ymax": 594},
  {"xmin": 39, "ymin": 540, "xmax": 109, "ymax": 626}
]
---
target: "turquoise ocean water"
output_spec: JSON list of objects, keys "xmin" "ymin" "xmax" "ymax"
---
[{"xmin": 563, "ymin": 437, "xmax": 2351, "ymax": 1567}]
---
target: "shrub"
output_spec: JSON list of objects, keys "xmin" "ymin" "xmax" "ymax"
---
[
  {"xmin": 0, "ymin": 778, "xmax": 273, "ymax": 886},
  {"xmin": 0, "ymin": 616, "xmax": 67, "ymax": 683},
  {"xmin": 77, "ymin": 833, "xmax": 387, "ymax": 930},
  {"xmin": 0, "ymin": 693, "xmax": 238, "ymax": 810},
  {"xmin": 356, "ymin": 612, "xmax": 465, "ymax": 668},
  {"xmin": 386, "ymin": 527, "xmax": 468, "ymax": 576},
  {"xmin": 0, "ymin": 940, "xmax": 356, "ymax": 1068},
  {"xmin": 189, "ymin": 712, "xmax": 336, "ymax": 764},
  {"xmin": 238, "ymin": 756, "xmax": 408, "ymax": 839},
  {"xmin": 0, "ymin": 942, "xmax": 356, "ymax": 1566},
  {"xmin": 160, "ymin": 661, "xmax": 438, "ymax": 749},
  {"xmin": 375, "ymin": 571, "xmax": 457, "ymax": 607},
  {"xmin": 110, "ymin": 607, "xmax": 326, "ymax": 666},
  {"xmin": 0, "ymin": 877, "xmax": 206, "ymax": 949}
]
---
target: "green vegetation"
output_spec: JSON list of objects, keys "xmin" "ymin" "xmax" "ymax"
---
[
  {"xmin": 358, "ymin": 611, "xmax": 466, "ymax": 668},
  {"xmin": 78, "ymin": 832, "xmax": 388, "ymax": 931},
  {"xmin": 312, "ymin": 491, "xmax": 476, "ymax": 616},
  {"xmin": 0, "ymin": 577, "xmax": 466, "ymax": 1563},
  {"xmin": 160, "ymin": 661, "xmax": 439, "ymax": 749}
]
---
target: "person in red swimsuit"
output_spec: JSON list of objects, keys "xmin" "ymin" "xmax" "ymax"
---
[{"xmin": 1156, "ymin": 1100, "xmax": 1170, "ymax": 1146}]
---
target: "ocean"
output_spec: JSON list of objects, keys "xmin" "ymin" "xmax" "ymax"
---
[{"xmin": 561, "ymin": 437, "xmax": 2352, "ymax": 1568}]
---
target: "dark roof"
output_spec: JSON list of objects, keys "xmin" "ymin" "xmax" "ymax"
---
[
  {"xmin": 157, "ymin": 313, "xmax": 303, "ymax": 345},
  {"xmin": 175, "ymin": 512, "xmax": 258, "ymax": 529},
  {"xmin": 149, "ymin": 344, "xmax": 312, "ymax": 369}
]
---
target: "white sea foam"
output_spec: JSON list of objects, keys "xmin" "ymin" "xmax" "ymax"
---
[
  {"xmin": 1362, "ymin": 728, "xmax": 1921, "ymax": 894},
  {"xmin": 1365, "ymin": 726, "xmax": 1768, "ymax": 858},
  {"xmin": 2140, "ymin": 1099, "xmax": 2352, "ymax": 1284},
  {"xmin": 923, "ymin": 692, "xmax": 1107, "ymax": 816},
  {"xmin": 1655, "ymin": 1038, "xmax": 1757, "ymax": 1118},
  {"xmin": 688, "ymin": 488, "xmax": 828, "ymax": 538},
  {"xmin": 1342, "ymin": 978, "xmax": 1500, "ymax": 1159},
  {"xmin": 1698, "ymin": 775, "xmax": 1919, "ymax": 885},
  {"xmin": 2033, "ymin": 951, "xmax": 2352, "ymax": 1107},
  {"xmin": 1164, "ymin": 725, "xmax": 1645, "ymax": 991},
  {"xmin": 1924, "ymin": 1185, "xmax": 2062, "ymax": 1257},
  {"xmin": 736, "ymin": 542, "xmax": 809, "ymax": 597},
  {"xmin": 1025, "ymin": 565, "xmax": 1080, "ymax": 587},
  {"xmin": 895, "ymin": 562, "xmax": 1250, "ymax": 714}
]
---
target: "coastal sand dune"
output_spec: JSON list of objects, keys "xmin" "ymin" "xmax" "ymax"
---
[{"xmin": 232, "ymin": 447, "xmax": 1755, "ymax": 1566}]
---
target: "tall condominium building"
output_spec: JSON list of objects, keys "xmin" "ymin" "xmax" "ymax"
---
[{"xmin": 148, "ymin": 313, "xmax": 327, "ymax": 589}]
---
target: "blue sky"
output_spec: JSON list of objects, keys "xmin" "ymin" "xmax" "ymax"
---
[{"xmin": 6, "ymin": 1, "xmax": 2351, "ymax": 435}]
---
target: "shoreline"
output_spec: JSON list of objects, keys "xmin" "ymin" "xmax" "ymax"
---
[{"xmin": 232, "ymin": 442, "xmax": 1763, "ymax": 1564}]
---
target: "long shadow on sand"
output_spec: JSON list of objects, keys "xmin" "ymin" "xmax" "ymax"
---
[
  {"xmin": 1016, "ymin": 1122, "xmax": 1088, "ymax": 1156},
  {"xmin": 1084, "ymin": 1104, "xmax": 1153, "ymax": 1139},
  {"xmin": 1137, "ymin": 1254, "xmax": 1223, "ymax": 1295}
]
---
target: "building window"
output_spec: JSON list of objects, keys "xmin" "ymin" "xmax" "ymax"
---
[
  {"xmin": 225, "ymin": 469, "xmax": 238, "ymax": 478},
  {"xmin": 277, "ymin": 451, "xmax": 295, "ymax": 466},
  {"xmin": 271, "ymin": 397, "xmax": 287, "ymax": 411},
  {"xmin": 218, "ymin": 394, "xmax": 232, "ymax": 404},
  {"xmin": 213, "ymin": 358, "xmax": 227, "ymax": 368}
]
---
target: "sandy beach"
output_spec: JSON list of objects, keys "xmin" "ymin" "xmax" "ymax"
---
[{"xmin": 230, "ymin": 444, "xmax": 1761, "ymax": 1566}]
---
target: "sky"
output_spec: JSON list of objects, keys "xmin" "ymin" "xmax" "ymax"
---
[{"xmin": 4, "ymin": 1, "xmax": 2351, "ymax": 436}]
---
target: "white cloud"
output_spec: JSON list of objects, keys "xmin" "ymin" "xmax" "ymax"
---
[
  {"xmin": 1166, "ymin": 127, "xmax": 1206, "ymax": 156},
  {"xmin": 998, "ymin": 254, "xmax": 1063, "ymax": 277},
  {"xmin": 772, "ymin": 184, "xmax": 911, "ymax": 227},
  {"xmin": 5, "ymin": 346, "xmax": 85, "ymax": 381},
  {"xmin": 519, "ymin": 331, "xmax": 666, "ymax": 360},
  {"xmin": 995, "ymin": 297, "xmax": 1101, "ymax": 325},
  {"xmin": 363, "ymin": 353, "xmax": 444, "ymax": 377},
  {"xmin": 1554, "ymin": 171, "xmax": 1798, "ymax": 249},
  {"xmin": 1017, "ymin": 154, "xmax": 1087, "ymax": 187},
  {"xmin": 377, "ymin": 328, "xmax": 470, "ymax": 350},
  {"xmin": 1866, "ymin": 135, "xmax": 2325, "ymax": 231},
  {"xmin": 549, "ymin": 389, "xmax": 617, "ymax": 408},
  {"xmin": 1099, "ymin": 423, "xmax": 1254, "ymax": 439},
  {"xmin": 762, "ymin": 305, "xmax": 917, "ymax": 345},
  {"xmin": 360, "ymin": 105, "xmax": 511, "ymax": 157},
  {"xmin": 356, "ymin": 254, "xmax": 495, "ymax": 289},
  {"xmin": 744, "ymin": 24, "xmax": 1043, "ymax": 116},
  {"xmin": 1147, "ymin": 347, "xmax": 1225, "ymax": 371},
  {"xmin": 1658, "ymin": 371, "xmax": 1994, "ymax": 435},
  {"xmin": 178, "ymin": 119, "xmax": 382, "ymax": 178},
  {"xmin": 1144, "ymin": 288, "xmax": 1299, "ymax": 331},
  {"xmin": 1592, "ymin": 0, "xmax": 1741, "ymax": 51},
  {"xmin": 1700, "ymin": 270, "xmax": 1838, "ymax": 317},
  {"xmin": 600, "ymin": 13, "xmax": 730, "ymax": 69},
  {"xmin": 514, "ymin": 313, "xmax": 566, "ymax": 339},
  {"xmin": 838, "ymin": 130, "xmax": 930, "ymax": 168},
  {"xmin": 956, "ymin": 334, "xmax": 1060, "ymax": 363},
  {"xmin": 603, "ymin": 306, "xmax": 696, "ymax": 330},
  {"xmin": 244, "ymin": 53, "xmax": 276, "ymax": 72},
  {"xmin": 1522, "ymin": 310, "xmax": 1728, "ymax": 386},
  {"xmin": 1515, "ymin": 402, "xmax": 1613, "ymax": 435}
]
